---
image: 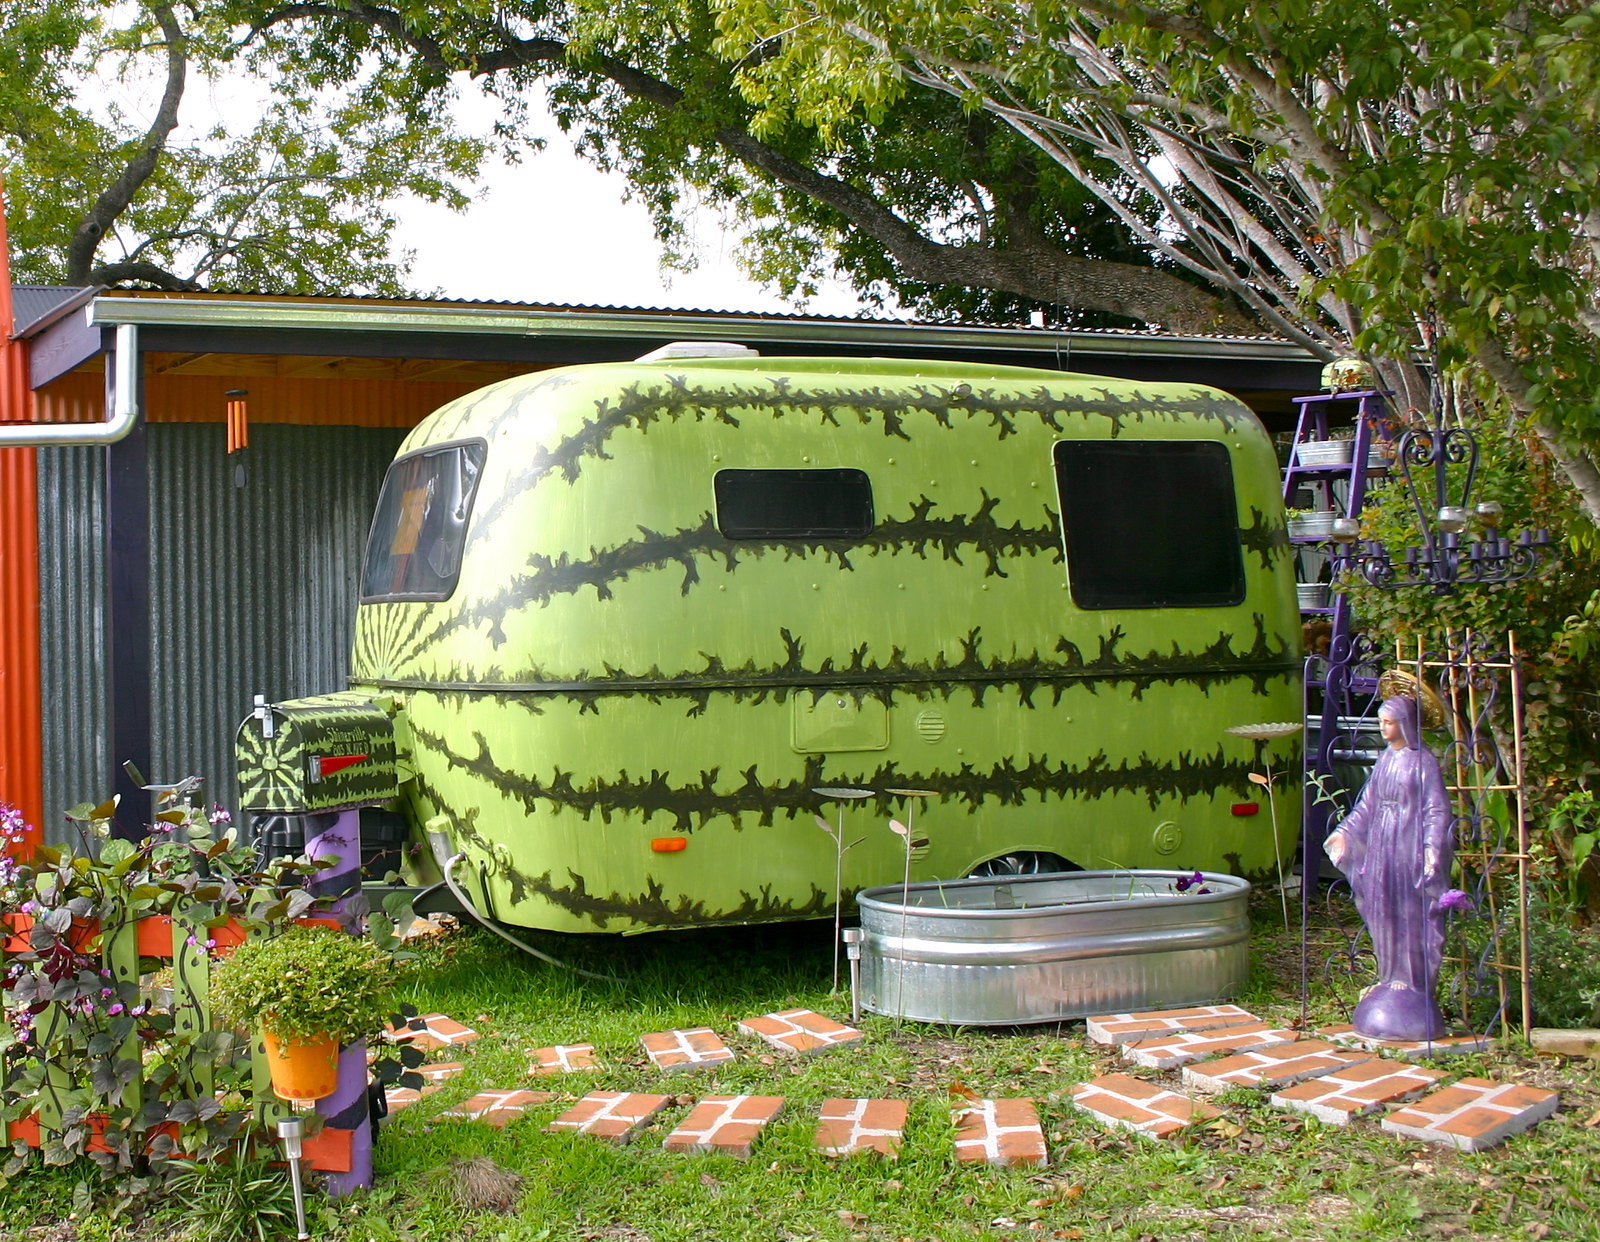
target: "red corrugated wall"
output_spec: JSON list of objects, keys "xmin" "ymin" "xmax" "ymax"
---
[{"xmin": 0, "ymin": 182, "xmax": 43, "ymax": 851}]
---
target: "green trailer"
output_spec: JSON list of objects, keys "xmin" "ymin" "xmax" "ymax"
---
[{"xmin": 237, "ymin": 347, "xmax": 1302, "ymax": 934}]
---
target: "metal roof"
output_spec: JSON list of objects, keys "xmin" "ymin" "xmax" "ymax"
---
[{"xmin": 10, "ymin": 285, "xmax": 98, "ymax": 337}]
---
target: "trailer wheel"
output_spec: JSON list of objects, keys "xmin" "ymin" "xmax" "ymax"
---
[{"xmin": 967, "ymin": 851, "xmax": 1077, "ymax": 877}]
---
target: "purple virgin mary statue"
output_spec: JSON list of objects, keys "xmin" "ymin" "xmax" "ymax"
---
[{"xmin": 1324, "ymin": 693, "xmax": 1454, "ymax": 1041}]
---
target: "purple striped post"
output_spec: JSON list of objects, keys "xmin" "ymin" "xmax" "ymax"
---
[{"xmin": 305, "ymin": 808, "xmax": 372, "ymax": 1195}]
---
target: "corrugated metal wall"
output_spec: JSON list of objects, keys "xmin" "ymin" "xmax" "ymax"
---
[{"xmin": 36, "ymin": 423, "xmax": 406, "ymax": 841}]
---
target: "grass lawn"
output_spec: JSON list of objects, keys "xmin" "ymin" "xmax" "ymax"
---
[{"xmin": 4, "ymin": 894, "xmax": 1599, "ymax": 1241}]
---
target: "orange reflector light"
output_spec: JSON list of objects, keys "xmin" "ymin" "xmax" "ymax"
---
[
  {"xmin": 1231, "ymin": 803, "xmax": 1260, "ymax": 816},
  {"xmin": 651, "ymin": 837, "xmax": 688, "ymax": 852}
]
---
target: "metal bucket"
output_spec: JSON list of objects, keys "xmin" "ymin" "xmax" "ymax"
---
[{"xmin": 856, "ymin": 869, "xmax": 1251, "ymax": 1026}]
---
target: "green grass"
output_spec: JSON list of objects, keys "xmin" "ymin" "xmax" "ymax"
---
[{"xmin": 6, "ymin": 900, "xmax": 1600, "ymax": 1241}]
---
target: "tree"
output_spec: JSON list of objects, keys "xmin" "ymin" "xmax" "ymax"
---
[
  {"xmin": 712, "ymin": 0, "xmax": 1600, "ymax": 521},
  {"xmin": 0, "ymin": 0, "xmax": 484, "ymax": 293}
]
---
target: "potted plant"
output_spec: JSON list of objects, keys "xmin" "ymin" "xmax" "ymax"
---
[
  {"xmin": 210, "ymin": 923, "xmax": 404, "ymax": 1102},
  {"xmin": 1294, "ymin": 434, "xmax": 1354, "ymax": 468},
  {"xmin": 1286, "ymin": 507, "xmax": 1338, "ymax": 539}
]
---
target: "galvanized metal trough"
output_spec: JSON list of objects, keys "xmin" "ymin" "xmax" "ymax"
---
[{"xmin": 855, "ymin": 869, "xmax": 1251, "ymax": 1026}]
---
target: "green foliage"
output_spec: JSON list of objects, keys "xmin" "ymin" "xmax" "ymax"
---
[
  {"xmin": 162, "ymin": 1141, "xmax": 297, "ymax": 1242},
  {"xmin": 210, "ymin": 922, "xmax": 407, "ymax": 1047},
  {"xmin": 1524, "ymin": 896, "xmax": 1600, "ymax": 1029}
]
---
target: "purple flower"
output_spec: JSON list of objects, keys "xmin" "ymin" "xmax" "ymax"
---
[
  {"xmin": 1438, "ymin": 889, "xmax": 1472, "ymax": 913},
  {"xmin": 108, "ymin": 1003, "xmax": 124, "ymax": 1016},
  {"xmin": 208, "ymin": 804, "xmax": 232, "ymax": 827}
]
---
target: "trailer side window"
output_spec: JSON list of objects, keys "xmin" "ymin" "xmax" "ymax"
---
[
  {"xmin": 714, "ymin": 468, "xmax": 874, "ymax": 539},
  {"xmin": 1054, "ymin": 440, "xmax": 1245, "ymax": 609},
  {"xmin": 361, "ymin": 441, "xmax": 487, "ymax": 601}
]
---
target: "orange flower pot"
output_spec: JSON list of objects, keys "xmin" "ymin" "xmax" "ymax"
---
[{"xmin": 261, "ymin": 1029, "xmax": 340, "ymax": 1102}]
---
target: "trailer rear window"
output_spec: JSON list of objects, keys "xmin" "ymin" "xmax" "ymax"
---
[
  {"xmin": 714, "ymin": 468, "xmax": 874, "ymax": 539},
  {"xmin": 361, "ymin": 441, "xmax": 486, "ymax": 601},
  {"xmin": 1054, "ymin": 440, "xmax": 1245, "ymax": 609}
]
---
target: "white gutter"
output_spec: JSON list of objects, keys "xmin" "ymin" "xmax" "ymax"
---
[{"xmin": 0, "ymin": 322, "xmax": 140, "ymax": 445}]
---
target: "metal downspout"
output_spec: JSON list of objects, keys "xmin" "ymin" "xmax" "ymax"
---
[{"xmin": 0, "ymin": 323, "xmax": 141, "ymax": 445}]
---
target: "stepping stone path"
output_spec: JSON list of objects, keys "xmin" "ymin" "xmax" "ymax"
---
[
  {"xmin": 1087, "ymin": 1004, "xmax": 1259, "ymax": 1045},
  {"xmin": 738, "ymin": 1009, "xmax": 864, "ymax": 1055},
  {"xmin": 1381, "ymin": 1078, "xmax": 1560, "ymax": 1152},
  {"xmin": 814, "ymin": 1098, "xmax": 908, "ymax": 1157},
  {"xmin": 952, "ymin": 1099, "xmax": 1047, "ymax": 1167},
  {"xmin": 1123, "ymin": 1023, "xmax": 1300, "ymax": 1070},
  {"xmin": 1071, "ymin": 1073, "xmax": 1221, "ymax": 1138},
  {"xmin": 389, "ymin": 1013, "xmax": 480, "ymax": 1052},
  {"xmin": 663, "ymin": 1095, "xmax": 785, "ymax": 1157},
  {"xmin": 529, "ymin": 1044, "xmax": 601, "ymax": 1075},
  {"xmin": 378, "ymin": 1005, "xmax": 1560, "ymax": 1159},
  {"xmin": 548, "ymin": 1091, "xmax": 672, "ymax": 1142},
  {"xmin": 1183, "ymin": 1040, "xmax": 1371, "ymax": 1094},
  {"xmin": 1318, "ymin": 1024, "xmax": 1490, "ymax": 1060},
  {"xmin": 1271, "ymin": 1058, "xmax": 1449, "ymax": 1124},
  {"xmin": 442, "ymin": 1089, "xmax": 555, "ymax": 1126},
  {"xmin": 641, "ymin": 1028, "xmax": 736, "ymax": 1072}
]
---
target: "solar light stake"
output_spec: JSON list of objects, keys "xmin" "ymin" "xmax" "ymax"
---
[
  {"xmin": 841, "ymin": 927, "xmax": 864, "ymax": 1025},
  {"xmin": 277, "ymin": 1117, "xmax": 310, "ymax": 1240}
]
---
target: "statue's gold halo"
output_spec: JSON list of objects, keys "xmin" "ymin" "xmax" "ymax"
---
[{"xmin": 1376, "ymin": 668, "xmax": 1446, "ymax": 729}]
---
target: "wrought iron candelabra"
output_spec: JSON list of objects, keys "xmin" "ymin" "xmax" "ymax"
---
[{"xmin": 1328, "ymin": 422, "xmax": 1555, "ymax": 591}]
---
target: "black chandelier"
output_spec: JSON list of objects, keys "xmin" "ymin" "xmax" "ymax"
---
[{"xmin": 1329, "ymin": 421, "xmax": 1555, "ymax": 593}]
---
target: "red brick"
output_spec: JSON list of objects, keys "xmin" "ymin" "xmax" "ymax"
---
[
  {"xmin": 1086, "ymin": 1005, "xmax": 1260, "ymax": 1045},
  {"xmin": 382, "ymin": 1083, "xmax": 444, "ymax": 1111},
  {"xmin": 441, "ymin": 1089, "xmax": 555, "ymax": 1127},
  {"xmin": 416, "ymin": 1061, "xmax": 465, "ymax": 1083},
  {"xmin": 1183, "ymin": 1042, "xmax": 1370, "ymax": 1094},
  {"xmin": 1123, "ymin": 1024, "xmax": 1298, "ymax": 1070},
  {"xmin": 1382, "ymin": 1077, "xmax": 1559, "ymax": 1152},
  {"xmin": 1269, "ymin": 1059, "xmax": 1446, "ymax": 1124},
  {"xmin": 814, "ymin": 1098, "xmax": 908, "ymax": 1157},
  {"xmin": 548, "ymin": 1091, "xmax": 672, "ymax": 1142},
  {"xmin": 640, "ymin": 1028, "xmax": 735, "ymax": 1072},
  {"xmin": 953, "ymin": 1099, "xmax": 1047, "ymax": 1167},
  {"xmin": 528, "ymin": 1044, "xmax": 601, "ymax": 1075},
  {"xmin": 1071, "ymin": 1073, "xmax": 1219, "ymax": 1138},
  {"xmin": 1316, "ymin": 1024, "xmax": 1489, "ymax": 1061},
  {"xmin": 663, "ymin": 1095, "xmax": 785, "ymax": 1158},
  {"xmin": 387, "ymin": 1013, "xmax": 480, "ymax": 1051},
  {"xmin": 738, "ymin": 1009, "xmax": 864, "ymax": 1056}
]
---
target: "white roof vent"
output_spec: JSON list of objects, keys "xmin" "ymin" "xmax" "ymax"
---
[{"xmin": 634, "ymin": 341, "xmax": 759, "ymax": 362}]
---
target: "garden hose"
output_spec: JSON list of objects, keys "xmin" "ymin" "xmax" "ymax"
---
[{"xmin": 440, "ymin": 853, "xmax": 622, "ymax": 984}]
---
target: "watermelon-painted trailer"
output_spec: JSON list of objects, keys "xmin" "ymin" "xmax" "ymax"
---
[{"xmin": 236, "ymin": 348, "xmax": 1302, "ymax": 934}]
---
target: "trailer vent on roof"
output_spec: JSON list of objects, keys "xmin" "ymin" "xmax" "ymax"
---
[{"xmin": 635, "ymin": 341, "xmax": 758, "ymax": 362}]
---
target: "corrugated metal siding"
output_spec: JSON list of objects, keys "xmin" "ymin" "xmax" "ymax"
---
[
  {"xmin": 146, "ymin": 423, "xmax": 406, "ymax": 816},
  {"xmin": 35, "ymin": 445, "xmax": 107, "ymax": 841}
]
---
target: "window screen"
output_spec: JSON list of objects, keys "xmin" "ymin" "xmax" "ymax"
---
[
  {"xmin": 361, "ymin": 441, "xmax": 486, "ymax": 601},
  {"xmin": 1054, "ymin": 440, "xmax": 1245, "ymax": 609},
  {"xmin": 714, "ymin": 468, "xmax": 873, "ymax": 539}
]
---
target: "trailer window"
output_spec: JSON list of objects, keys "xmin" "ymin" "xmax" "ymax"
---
[
  {"xmin": 714, "ymin": 468, "xmax": 874, "ymax": 539},
  {"xmin": 361, "ymin": 441, "xmax": 486, "ymax": 601},
  {"xmin": 1054, "ymin": 440, "xmax": 1245, "ymax": 609}
]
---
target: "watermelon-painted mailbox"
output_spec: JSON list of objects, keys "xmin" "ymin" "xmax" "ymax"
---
[{"xmin": 236, "ymin": 348, "xmax": 1303, "ymax": 935}]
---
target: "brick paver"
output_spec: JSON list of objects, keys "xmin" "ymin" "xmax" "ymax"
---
[
  {"xmin": 1381, "ymin": 1078, "xmax": 1559, "ymax": 1151},
  {"xmin": 441, "ymin": 1089, "xmax": 555, "ymax": 1126},
  {"xmin": 415, "ymin": 1061, "xmax": 465, "ymax": 1083},
  {"xmin": 1070, "ymin": 1073, "xmax": 1221, "ymax": 1138},
  {"xmin": 641, "ymin": 1028, "xmax": 736, "ymax": 1072},
  {"xmin": 529, "ymin": 1044, "xmax": 601, "ymax": 1075},
  {"xmin": 1183, "ymin": 1041, "xmax": 1371, "ymax": 1094},
  {"xmin": 814, "ymin": 1098, "xmax": 909, "ymax": 1157},
  {"xmin": 738, "ymin": 1009, "xmax": 864, "ymax": 1055},
  {"xmin": 1123, "ymin": 1024, "xmax": 1299, "ymax": 1070},
  {"xmin": 381, "ymin": 1083, "xmax": 443, "ymax": 1111},
  {"xmin": 1318, "ymin": 1024, "xmax": 1489, "ymax": 1060},
  {"xmin": 1086, "ymin": 1005, "xmax": 1261, "ymax": 1045},
  {"xmin": 1270, "ymin": 1058, "xmax": 1448, "ymax": 1124},
  {"xmin": 547, "ymin": 1091, "xmax": 673, "ymax": 1142},
  {"xmin": 952, "ymin": 1099, "xmax": 1047, "ymax": 1167},
  {"xmin": 662, "ymin": 1095, "xmax": 785, "ymax": 1157},
  {"xmin": 388, "ymin": 1013, "xmax": 480, "ymax": 1051}
]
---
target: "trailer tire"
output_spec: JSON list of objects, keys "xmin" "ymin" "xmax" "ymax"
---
[{"xmin": 967, "ymin": 851, "xmax": 1077, "ymax": 877}]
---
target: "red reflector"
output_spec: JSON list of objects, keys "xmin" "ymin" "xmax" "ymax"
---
[
  {"xmin": 651, "ymin": 837, "xmax": 688, "ymax": 853},
  {"xmin": 1231, "ymin": 803, "xmax": 1260, "ymax": 817}
]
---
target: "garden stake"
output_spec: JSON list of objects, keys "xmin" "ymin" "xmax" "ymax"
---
[
  {"xmin": 277, "ymin": 1115, "xmax": 310, "ymax": 1240},
  {"xmin": 812, "ymin": 787, "xmax": 871, "ymax": 992},
  {"xmin": 1224, "ymin": 724, "xmax": 1299, "ymax": 933},
  {"xmin": 841, "ymin": 926, "xmax": 864, "ymax": 1025},
  {"xmin": 887, "ymin": 789, "xmax": 934, "ymax": 1021}
]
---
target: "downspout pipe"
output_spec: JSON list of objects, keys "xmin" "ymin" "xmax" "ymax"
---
[{"xmin": 0, "ymin": 322, "xmax": 140, "ymax": 445}]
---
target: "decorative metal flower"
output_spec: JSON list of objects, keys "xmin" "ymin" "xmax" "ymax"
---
[{"xmin": 1225, "ymin": 722, "xmax": 1302, "ymax": 740}]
